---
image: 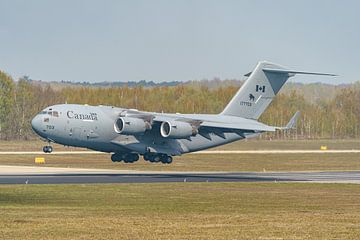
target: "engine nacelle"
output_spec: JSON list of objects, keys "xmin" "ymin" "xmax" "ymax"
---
[
  {"xmin": 160, "ymin": 121, "xmax": 198, "ymax": 139},
  {"xmin": 114, "ymin": 117, "xmax": 150, "ymax": 135}
]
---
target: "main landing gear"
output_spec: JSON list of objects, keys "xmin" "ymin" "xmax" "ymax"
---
[
  {"xmin": 111, "ymin": 153, "xmax": 140, "ymax": 163},
  {"xmin": 43, "ymin": 145, "xmax": 53, "ymax": 153},
  {"xmin": 143, "ymin": 153, "xmax": 173, "ymax": 164},
  {"xmin": 111, "ymin": 152, "xmax": 173, "ymax": 164}
]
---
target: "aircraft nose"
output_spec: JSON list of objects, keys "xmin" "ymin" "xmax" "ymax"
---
[{"xmin": 31, "ymin": 115, "xmax": 42, "ymax": 134}]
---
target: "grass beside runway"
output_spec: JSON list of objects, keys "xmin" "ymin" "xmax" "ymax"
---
[
  {"xmin": 0, "ymin": 183, "xmax": 360, "ymax": 240},
  {"xmin": 0, "ymin": 153, "xmax": 360, "ymax": 172}
]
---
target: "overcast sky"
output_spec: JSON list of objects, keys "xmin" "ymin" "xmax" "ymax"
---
[{"xmin": 0, "ymin": 0, "xmax": 359, "ymax": 84}]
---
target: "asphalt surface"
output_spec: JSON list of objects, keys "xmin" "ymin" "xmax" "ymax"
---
[{"xmin": 1, "ymin": 165, "xmax": 360, "ymax": 184}]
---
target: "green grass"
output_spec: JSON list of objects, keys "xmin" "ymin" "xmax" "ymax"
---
[{"xmin": 1, "ymin": 183, "xmax": 360, "ymax": 239}]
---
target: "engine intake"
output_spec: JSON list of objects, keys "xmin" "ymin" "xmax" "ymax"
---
[
  {"xmin": 160, "ymin": 121, "xmax": 198, "ymax": 139},
  {"xmin": 114, "ymin": 117, "xmax": 151, "ymax": 135}
]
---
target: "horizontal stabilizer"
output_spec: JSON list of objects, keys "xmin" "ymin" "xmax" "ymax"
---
[{"xmin": 263, "ymin": 68, "xmax": 337, "ymax": 76}]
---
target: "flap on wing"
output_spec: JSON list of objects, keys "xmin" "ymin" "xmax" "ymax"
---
[{"xmin": 200, "ymin": 121, "xmax": 276, "ymax": 132}]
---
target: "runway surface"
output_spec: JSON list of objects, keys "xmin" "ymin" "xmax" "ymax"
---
[
  {"xmin": 0, "ymin": 165, "xmax": 360, "ymax": 184},
  {"xmin": 0, "ymin": 149, "xmax": 359, "ymax": 155}
]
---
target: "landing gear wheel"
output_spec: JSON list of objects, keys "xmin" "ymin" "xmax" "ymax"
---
[
  {"xmin": 47, "ymin": 146, "xmax": 53, "ymax": 153},
  {"xmin": 143, "ymin": 153, "xmax": 151, "ymax": 161},
  {"xmin": 153, "ymin": 155, "xmax": 161, "ymax": 163},
  {"xmin": 111, "ymin": 154, "xmax": 123, "ymax": 162},
  {"xmin": 113, "ymin": 153, "xmax": 139, "ymax": 163},
  {"xmin": 43, "ymin": 146, "xmax": 53, "ymax": 153},
  {"xmin": 161, "ymin": 155, "xmax": 173, "ymax": 164},
  {"xmin": 131, "ymin": 154, "xmax": 139, "ymax": 162},
  {"xmin": 126, "ymin": 154, "xmax": 139, "ymax": 163},
  {"xmin": 165, "ymin": 156, "xmax": 173, "ymax": 164}
]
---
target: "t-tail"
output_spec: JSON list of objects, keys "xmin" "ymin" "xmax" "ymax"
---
[{"xmin": 221, "ymin": 61, "xmax": 336, "ymax": 120}]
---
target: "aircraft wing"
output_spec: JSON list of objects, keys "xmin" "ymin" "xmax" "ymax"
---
[
  {"xmin": 150, "ymin": 115, "xmax": 276, "ymax": 133},
  {"xmin": 123, "ymin": 110, "xmax": 299, "ymax": 136}
]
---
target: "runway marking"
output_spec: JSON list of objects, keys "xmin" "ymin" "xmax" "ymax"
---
[
  {"xmin": 0, "ymin": 150, "xmax": 359, "ymax": 155},
  {"xmin": 193, "ymin": 150, "xmax": 360, "ymax": 154},
  {"xmin": 0, "ymin": 151, "xmax": 105, "ymax": 155}
]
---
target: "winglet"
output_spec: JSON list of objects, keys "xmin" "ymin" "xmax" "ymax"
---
[{"xmin": 276, "ymin": 111, "xmax": 300, "ymax": 130}]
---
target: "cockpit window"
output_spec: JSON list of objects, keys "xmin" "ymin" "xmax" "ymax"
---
[{"xmin": 40, "ymin": 110, "xmax": 59, "ymax": 117}]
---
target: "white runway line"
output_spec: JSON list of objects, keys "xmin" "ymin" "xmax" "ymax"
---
[
  {"xmin": 0, "ymin": 150, "xmax": 359, "ymax": 155},
  {"xmin": 0, "ymin": 151, "xmax": 106, "ymax": 155},
  {"xmin": 0, "ymin": 165, "xmax": 126, "ymax": 175},
  {"xmin": 0, "ymin": 165, "xmax": 231, "ymax": 175},
  {"xmin": 193, "ymin": 150, "xmax": 360, "ymax": 154}
]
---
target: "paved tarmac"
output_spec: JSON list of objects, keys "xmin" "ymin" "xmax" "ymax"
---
[{"xmin": 0, "ymin": 165, "xmax": 359, "ymax": 184}]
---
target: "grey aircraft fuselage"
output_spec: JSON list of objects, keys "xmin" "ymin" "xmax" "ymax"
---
[
  {"xmin": 31, "ymin": 61, "xmax": 335, "ymax": 163},
  {"xmin": 31, "ymin": 104, "xmax": 259, "ymax": 155}
]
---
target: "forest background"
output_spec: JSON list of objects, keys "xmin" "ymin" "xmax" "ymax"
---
[{"xmin": 0, "ymin": 70, "xmax": 359, "ymax": 140}]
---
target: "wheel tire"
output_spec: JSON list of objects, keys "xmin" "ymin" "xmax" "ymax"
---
[
  {"xmin": 166, "ymin": 156, "xmax": 173, "ymax": 164},
  {"xmin": 160, "ymin": 155, "xmax": 173, "ymax": 164},
  {"xmin": 123, "ymin": 154, "xmax": 137, "ymax": 163},
  {"xmin": 160, "ymin": 155, "xmax": 167, "ymax": 164},
  {"xmin": 47, "ymin": 146, "xmax": 53, "ymax": 153},
  {"xmin": 153, "ymin": 155, "xmax": 161, "ymax": 162},
  {"xmin": 132, "ymin": 154, "xmax": 139, "ymax": 162},
  {"xmin": 111, "ymin": 154, "xmax": 122, "ymax": 162},
  {"xmin": 143, "ymin": 153, "xmax": 151, "ymax": 161}
]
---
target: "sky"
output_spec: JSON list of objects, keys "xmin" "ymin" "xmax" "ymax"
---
[{"xmin": 0, "ymin": 0, "xmax": 359, "ymax": 84}]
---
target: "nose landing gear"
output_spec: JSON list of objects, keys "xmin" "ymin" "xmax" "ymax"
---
[{"xmin": 43, "ymin": 146, "xmax": 53, "ymax": 153}]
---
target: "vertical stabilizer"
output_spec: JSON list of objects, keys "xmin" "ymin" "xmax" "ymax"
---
[{"xmin": 221, "ymin": 61, "xmax": 335, "ymax": 120}]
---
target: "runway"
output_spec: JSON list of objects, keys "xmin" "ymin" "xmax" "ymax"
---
[{"xmin": 0, "ymin": 165, "xmax": 360, "ymax": 184}]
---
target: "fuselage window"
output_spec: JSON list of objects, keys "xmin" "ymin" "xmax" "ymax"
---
[
  {"xmin": 53, "ymin": 111, "xmax": 59, "ymax": 117},
  {"xmin": 48, "ymin": 111, "xmax": 53, "ymax": 116}
]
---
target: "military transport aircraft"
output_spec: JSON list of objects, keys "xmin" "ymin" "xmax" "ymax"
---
[{"xmin": 31, "ymin": 61, "xmax": 335, "ymax": 164}]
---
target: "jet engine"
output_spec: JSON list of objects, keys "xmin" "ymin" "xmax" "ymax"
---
[
  {"xmin": 160, "ymin": 121, "xmax": 198, "ymax": 139},
  {"xmin": 114, "ymin": 117, "xmax": 151, "ymax": 135}
]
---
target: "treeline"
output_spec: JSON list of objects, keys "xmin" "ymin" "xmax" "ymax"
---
[{"xmin": 0, "ymin": 70, "xmax": 359, "ymax": 140}]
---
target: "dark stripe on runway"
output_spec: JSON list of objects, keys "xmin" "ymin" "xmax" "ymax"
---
[{"xmin": 1, "ymin": 171, "xmax": 360, "ymax": 184}]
